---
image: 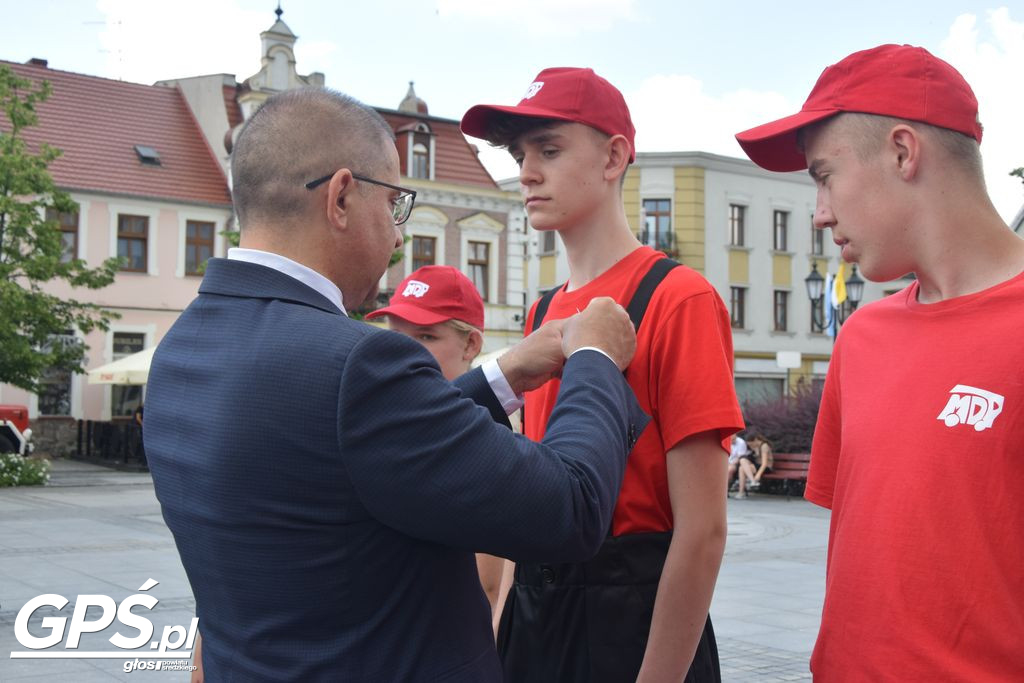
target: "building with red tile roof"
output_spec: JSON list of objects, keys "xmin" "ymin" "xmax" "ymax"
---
[{"xmin": 3, "ymin": 9, "xmax": 526, "ymax": 455}]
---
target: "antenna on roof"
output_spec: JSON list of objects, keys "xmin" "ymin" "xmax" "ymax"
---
[{"xmin": 275, "ymin": 2, "xmax": 283, "ymax": 20}]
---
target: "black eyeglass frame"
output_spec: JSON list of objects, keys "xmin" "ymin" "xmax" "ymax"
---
[{"xmin": 304, "ymin": 171, "xmax": 417, "ymax": 225}]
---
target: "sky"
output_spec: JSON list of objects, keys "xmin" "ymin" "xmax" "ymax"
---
[{"xmin": 4, "ymin": 0, "xmax": 1023, "ymax": 221}]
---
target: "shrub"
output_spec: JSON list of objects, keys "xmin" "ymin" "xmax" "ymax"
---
[
  {"xmin": 741, "ymin": 381, "xmax": 823, "ymax": 453},
  {"xmin": 0, "ymin": 453, "xmax": 50, "ymax": 487}
]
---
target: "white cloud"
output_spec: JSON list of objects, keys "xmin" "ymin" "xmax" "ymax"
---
[
  {"xmin": 940, "ymin": 7, "xmax": 1024, "ymax": 221},
  {"xmin": 437, "ymin": 0, "xmax": 639, "ymax": 37},
  {"xmin": 96, "ymin": 0, "xmax": 271, "ymax": 83},
  {"xmin": 628, "ymin": 74, "xmax": 794, "ymax": 158}
]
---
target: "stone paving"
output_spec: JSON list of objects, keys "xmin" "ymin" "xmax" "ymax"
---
[{"xmin": 1, "ymin": 459, "xmax": 829, "ymax": 681}]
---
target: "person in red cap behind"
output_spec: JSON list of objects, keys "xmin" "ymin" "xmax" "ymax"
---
[
  {"xmin": 463, "ymin": 68, "xmax": 744, "ymax": 683},
  {"xmin": 368, "ymin": 265, "xmax": 512, "ymax": 619},
  {"xmin": 367, "ymin": 265, "xmax": 485, "ymax": 381},
  {"xmin": 737, "ymin": 44, "xmax": 1024, "ymax": 681}
]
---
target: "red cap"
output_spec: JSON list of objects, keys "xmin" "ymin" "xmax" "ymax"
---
[
  {"xmin": 736, "ymin": 44, "xmax": 983, "ymax": 172},
  {"xmin": 365, "ymin": 265, "xmax": 484, "ymax": 329},
  {"xmin": 461, "ymin": 67, "xmax": 636, "ymax": 161}
]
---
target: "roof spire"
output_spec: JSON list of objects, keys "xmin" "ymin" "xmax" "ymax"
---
[{"xmin": 275, "ymin": 1, "xmax": 283, "ymax": 20}]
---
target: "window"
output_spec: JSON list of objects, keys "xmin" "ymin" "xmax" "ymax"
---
[
  {"xmin": 811, "ymin": 222, "xmax": 824, "ymax": 255},
  {"xmin": 729, "ymin": 204, "xmax": 745, "ymax": 246},
  {"xmin": 111, "ymin": 333, "xmax": 145, "ymax": 417},
  {"xmin": 412, "ymin": 236, "xmax": 436, "ymax": 270},
  {"xmin": 773, "ymin": 290, "xmax": 789, "ymax": 331},
  {"xmin": 410, "ymin": 128, "xmax": 432, "ymax": 179},
  {"xmin": 735, "ymin": 377, "xmax": 785, "ymax": 406},
  {"xmin": 38, "ymin": 331, "xmax": 77, "ymax": 416},
  {"xmin": 730, "ymin": 287, "xmax": 746, "ymax": 329},
  {"xmin": 467, "ymin": 241, "xmax": 489, "ymax": 300},
  {"xmin": 642, "ymin": 198, "xmax": 672, "ymax": 250},
  {"xmin": 411, "ymin": 143, "xmax": 429, "ymax": 179},
  {"xmin": 773, "ymin": 210, "xmax": 789, "ymax": 251},
  {"xmin": 810, "ymin": 297, "xmax": 825, "ymax": 333},
  {"xmin": 118, "ymin": 214, "xmax": 148, "ymax": 272},
  {"xmin": 46, "ymin": 207, "xmax": 79, "ymax": 263},
  {"xmin": 541, "ymin": 230, "xmax": 556, "ymax": 253},
  {"xmin": 185, "ymin": 220, "xmax": 215, "ymax": 275}
]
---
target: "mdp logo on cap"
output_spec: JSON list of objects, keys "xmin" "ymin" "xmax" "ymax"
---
[{"xmin": 523, "ymin": 81, "xmax": 544, "ymax": 99}]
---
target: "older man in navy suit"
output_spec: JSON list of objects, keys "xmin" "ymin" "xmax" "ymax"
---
[{"xmin": 145, "ymin": 87, "xmax": 647, "ymax": 682}]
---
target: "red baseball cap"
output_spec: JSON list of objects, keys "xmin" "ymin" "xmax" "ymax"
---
[
  {"xmin": 461, "ymin": 67, "xmax": 636, "ymax": 161},
  {"xmin": 365, "ymin": 265, "xmax": 485, "ymax": 329},
  {"xmin": 736, "ymin": 44, "xmax": 983, "ymax": 172}
]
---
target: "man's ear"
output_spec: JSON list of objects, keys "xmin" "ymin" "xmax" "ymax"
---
[
  {"xmin": 604, "ymin": 134, "xmax": 631, "ymax": 183},
  {"xmin": 463, "ymin": 329, "xmax": 484, "ymax": 362},
  {"xmin": 327, "ymin": 169, "xmax": 356, "ymax": 229},
  {"xmin": 889, "ymin": 125, "xmax": 921, "ymax": 181}
]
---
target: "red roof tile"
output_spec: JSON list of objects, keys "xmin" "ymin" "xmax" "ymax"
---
[
  {"xmin": 0, "ymin": 60, "xmax": 231, "ymax": 207},
  {"xmin": 378, "ymin": 110, "xmax": 497, "ymax": 189}
]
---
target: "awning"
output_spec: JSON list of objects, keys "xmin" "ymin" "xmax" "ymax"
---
[{"xmin": 87, "ymin": 347, "xmax": 157, "ymax": 385}]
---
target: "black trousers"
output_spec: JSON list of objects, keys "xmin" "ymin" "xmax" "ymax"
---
[{"xmin": 497, "ymin": 532, "xmax": 720, "ymax": 683}]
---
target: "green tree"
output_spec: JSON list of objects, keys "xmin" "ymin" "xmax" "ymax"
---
[
  {"xmin": 1012, "ymin": 167, "xmax": 1023, "ymax": 185},
  {"xmin": 0, "ymin": 65, "xmax": 120, "ymax": 392}
]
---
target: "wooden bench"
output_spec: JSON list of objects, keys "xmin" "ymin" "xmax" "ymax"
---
[{"xmin": 759, "ymin": 452, "xmax": 811, "ymax": 499}]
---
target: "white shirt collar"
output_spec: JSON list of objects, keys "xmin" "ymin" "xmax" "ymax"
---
[{"xmin": 227, "ymin": 248, "xmax": 346, "ymax": 315}]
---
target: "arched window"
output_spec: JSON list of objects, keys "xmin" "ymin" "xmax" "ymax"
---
[{"xmin": 412, "ymin": 143, "xmax": 429, "ymax": 179}]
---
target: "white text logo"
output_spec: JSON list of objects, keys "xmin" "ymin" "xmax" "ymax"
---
[
  {"xmin": 10, "ymin": 579, "xmax": 198, "ymax": 662},
  {"xmin": 937, "ymin": 384, "xmax": 1004, "ymax": 431},
  {"xmin": 523, "ymin": 81, "xmax": 544, "ymax": 99},
  {"xmin": 402, "ymin": 280, "xmax": 430, "ymax": 298}
]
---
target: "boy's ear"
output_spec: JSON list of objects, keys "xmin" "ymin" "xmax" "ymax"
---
[{"xmin": 604, "ymin": 134, "xmax": 631, "ymax": 182}]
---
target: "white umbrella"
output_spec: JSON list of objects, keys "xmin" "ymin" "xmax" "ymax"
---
[{"xmin": 87, "ymin": 346, "xmax": 157, "ymax": 385}]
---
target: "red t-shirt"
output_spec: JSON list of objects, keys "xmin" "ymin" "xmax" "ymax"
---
[
  {"xmin": 524, "ymin": 247, "xmax": 744, "ymax": 536},
  {"xmin": 807, "ymin": 272, "xmax": 1024, "ymax": 680}
]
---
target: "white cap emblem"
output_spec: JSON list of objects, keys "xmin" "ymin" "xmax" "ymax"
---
[
  {"xmin": 523, "ymin": 81, "xmax": 544, "ymax": 99},
  {"xmin": 403, "ymin": 280, "xmax": 430, "ymax": 298}
]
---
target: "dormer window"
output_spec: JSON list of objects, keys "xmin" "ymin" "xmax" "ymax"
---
[
  {"xmin": 410, "ymin": 123, "xmax": 433, "ymax": 180},
  {"xmin": 412, "ymin": 143, "xmax": 429, "ymax": 179},
  {"xmin": 134, "ymin": 145, "xmax": 161, "ymax": 165}
]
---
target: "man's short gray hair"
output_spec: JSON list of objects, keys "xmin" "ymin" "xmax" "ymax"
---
[{"xmin": 230, "ymin": 88, "xmax": 395, "ymax": 229}]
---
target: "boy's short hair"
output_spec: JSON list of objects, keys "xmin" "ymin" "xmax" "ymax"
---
[
  {"xmin": 807, "ymin": 113, "xmax": 985, "ymax": 182},
  {"xmin": 462, "ymin": 67, "xmax": 636, "ymax": 162},
  {"xmin": 735, "ymin": 44, "xmax": 982, "ymax": 172}
]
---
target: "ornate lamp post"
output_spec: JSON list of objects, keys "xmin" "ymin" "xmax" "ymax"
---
[{"xmin": 805, "ymin": 263, "xmax": 865, "ymax": 331}]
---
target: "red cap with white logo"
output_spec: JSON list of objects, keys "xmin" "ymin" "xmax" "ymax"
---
[
  {"xmin": 365, "ymin": 265, "xmax": 485, "ymax": 329},
  {"xmin": 736, "ymin": 44, "xmax": 983, "ymax": 172},
  {"xmin": 461, "ymin": 67, "xmax": 636, "ymax": 161}
]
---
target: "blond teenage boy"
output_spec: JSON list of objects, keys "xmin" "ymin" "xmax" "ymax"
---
[
  {"xmin": 737, "ymin": 44, "xmax": 1024, "ymax": 680},
  {"xmin": 463, "ymin": 68, "xmax": 744, "ymax": 683}
]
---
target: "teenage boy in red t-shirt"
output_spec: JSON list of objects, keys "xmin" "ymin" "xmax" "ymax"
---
[
  {"xmin": 736, "ymin": 44, "xmax": 1024, "ymax": 680},
  {"xmin": 462, "ymin": 68, "xmax": 743, "ymax": 683}
]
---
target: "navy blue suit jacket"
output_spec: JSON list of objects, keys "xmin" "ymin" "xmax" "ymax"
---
[{"xmin": 145, "ymin": 258, "xmax": 648, "ymax": 682}]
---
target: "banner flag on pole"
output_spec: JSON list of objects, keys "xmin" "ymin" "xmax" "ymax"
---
[
  {"xmin": 833, "ymin": 262, "xmax": 848, "ymax": 307},
  {"xmin": 824, "ymin": 272, "xmax": 836, "ymax": 337}
]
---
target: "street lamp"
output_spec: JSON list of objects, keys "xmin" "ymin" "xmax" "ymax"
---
[
  {"xmin": 805, "ymin": 263, "xmax": 825, "ymax": 331},
  {"xmin": 805, "ymin": 263, "xmax": 865, "ymax": 331},
  {"xmin": 845, "ymin": 265, "xmax": 864, "ymax": 312}
]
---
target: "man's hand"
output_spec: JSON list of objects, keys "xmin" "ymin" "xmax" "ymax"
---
[
  {"xmin": 498, "ymin": 319, "xmax": 567, "ymax": 395},
  {"xmin": 561, "ymin": 297, "xmax": 636, "ymax": 371}
]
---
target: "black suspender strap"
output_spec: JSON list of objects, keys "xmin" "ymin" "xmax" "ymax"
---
[
  {"xmin": 530, "ymin": 286, "xmax": 561, "ymax": 333},
  {"xmin": 531, "ymin": 257, "xmax": 681, "ymax": 333},
  {"xmin": 625, "ymin": 257, "xmax": 680, "ymax": 332}
]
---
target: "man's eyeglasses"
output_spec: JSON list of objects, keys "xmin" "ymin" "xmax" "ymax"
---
[{"xmin": 305, "ymin": 172, "xmax": 417, "ymax": 226}]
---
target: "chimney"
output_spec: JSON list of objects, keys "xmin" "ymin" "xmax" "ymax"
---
[{"xmin": 27, "ymin": 58, "xmax": 48, "ymax": 67}]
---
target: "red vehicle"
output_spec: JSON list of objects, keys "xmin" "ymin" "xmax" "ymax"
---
[{"xmin": 0, "ymin": 404, "xmax": 34, "ymax": 455}]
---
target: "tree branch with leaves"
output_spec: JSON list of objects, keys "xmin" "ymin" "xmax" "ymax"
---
[{"xmin": 0, "ymin": 65, "xmax": 121, "ymax": 392}]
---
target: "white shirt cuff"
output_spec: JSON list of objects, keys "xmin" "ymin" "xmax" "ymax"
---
[
  {"xmin": 567, "ymin": 346, "xmax": 617, "ymax": 366},
  {"xmin": 482, "ymin": 358, "xmax": 524, "ymax": 415}
]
